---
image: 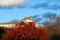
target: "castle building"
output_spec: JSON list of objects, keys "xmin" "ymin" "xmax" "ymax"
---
[{"xmin": 0, "ymin": 17, "xmax": 40, "ymax": 28}]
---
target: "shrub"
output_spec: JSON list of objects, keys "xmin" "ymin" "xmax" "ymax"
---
[
  {"xmin": 1, "ymin": 21, "xmax": 48, "ymax": 40},
  {"xmin": 51, "ymin": 33, "xmax": 60, "ymax": 40},
  {"xmin": 0, "ymin": 27, "xmax": 5, "ymax": 39}
]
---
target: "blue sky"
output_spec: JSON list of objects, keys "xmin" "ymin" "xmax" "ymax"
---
[{"xmin": 0, "ymin": 0, "xmax": 60, "ymax": 22}]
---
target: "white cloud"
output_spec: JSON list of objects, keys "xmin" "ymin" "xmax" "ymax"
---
[{"xmin": 0, "ymin": 0, "xmax": 27, "ymax": 7}]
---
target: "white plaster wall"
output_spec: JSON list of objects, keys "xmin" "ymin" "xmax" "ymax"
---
[{"xmin": 0, "ymin": 24, "xmax": 16, "ymax": 28}]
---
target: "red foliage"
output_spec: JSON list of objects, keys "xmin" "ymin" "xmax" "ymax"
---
[{"xmin": 1, "ymin": 21, "xmax": 48, "ymax": 40}]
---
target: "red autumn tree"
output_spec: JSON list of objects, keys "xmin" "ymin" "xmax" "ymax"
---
[{"xmin": 2, "ymin": 20, "xmax": 48, "ymax": 40}]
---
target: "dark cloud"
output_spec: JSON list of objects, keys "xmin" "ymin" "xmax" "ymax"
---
[
  {"xmin": 42, "ymin": 12, "xmax": 57, "ymax": 19},
  {"xmin": 32, "ymin": 14, "xmax": 43, "ymax": 22},
  {"xmin": 30, "ymin": 2, "xmax": 49, "ymax": 9},
  {"xmin": 45, "ymin": 4, "xmax": 60, "ymax": 10},
  {"xmin": 32, "ymin": 15, "xmax": 40, "ymax": 18},
  {"xmin": 48, "ymin": 0, "xmax": 60, "ymax": 2},
  {"xmin": 0, "ymin": 6, "xmax": 26, "ymax": 9},
  {"xmin": 41, "ymin": 12, "xmax": 60, "ymax": 26},
  {"xmin": 31, "ymin": 14, "xmax": 43, "ymax": 26},
  {"xmin": 30, "ymin": 2, "xmax": 60, "ymax": 10},
  {"xmin": 31, "ymin": 13, "xmax": 57, "ymax": 26},
  {"xmin": 17, "ymin": 6, "xmax": 26, "ymax": 9},
  {"xmin": 11, "ymin": 19, "xmax": 20, "ymax": 22}
]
